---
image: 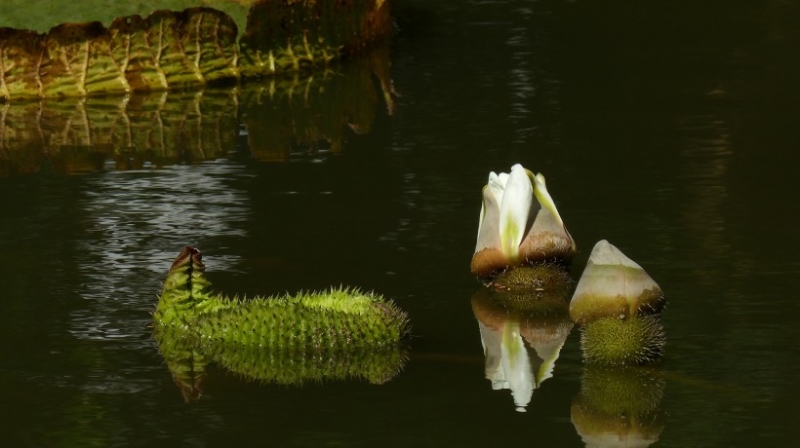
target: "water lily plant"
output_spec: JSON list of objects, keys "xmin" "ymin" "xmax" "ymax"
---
[
  {"xmin": 569, "ymin": 240, "xmax": 665, "ymax": 325},
  {"xmin": 569, "ymin": 240, "xmax": 667, "ymax": 365},
  {"xmin": 471, "ymin": 164, "xmax": 576, "ymax": 278},
  {"xmin": 153, "ymin": 247, "xmax": 410, "ymax": 400}
]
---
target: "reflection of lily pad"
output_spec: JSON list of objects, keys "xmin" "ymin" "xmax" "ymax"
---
[
  {"xmin": 208, "ymin": 342, "xmax": 408, "ymax": 386},
  {"xmin": 0, "ymin": 89, "xmax": 239, "ymax": 175},
  {"xmin": 0, "ymin": 41, "xmax": 392, "ymax": 176},
  {"xmin": 155, "ymin": 325, "xmax": 407, "ymax": 402}
]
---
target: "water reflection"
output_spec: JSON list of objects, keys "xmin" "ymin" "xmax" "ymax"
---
[
  {"xmin": 571, "ymin": 366, "xmax": 666, "ymax": 448},
  {"xmin": 676, "ymin": 112, "xmax": 734, "ymax": 270},
  {"xmin": 157, "ymin": 326, "xmax": 408, "ymax": 403},
  {"xmin": 471, "ymin": 285, "xmax": 573, "ymax": 412},
  {"xmin": 505, "ymin": 5, "xmax": 562, "ymax": 146},
  {"xmin": 1, "ymin": 41, "xmax": 394, "ymax": 350},
  {"xmin": 0, "ymin": 43, "xmax": 393, "ymax": 174},
  {"xmin": 0, "ymin": 41, "xmax": 403, "ymax": 413},
  {"xmin": 239, "ymin": 49, "xmax": 392, "ymax": 162},
  {"xmin": 44, "ymin": 396, "xmax": 110, "ymax": 448},
  {"xmin": 0, "ymin": 90, "xmax": 239, "ymax": 175}
]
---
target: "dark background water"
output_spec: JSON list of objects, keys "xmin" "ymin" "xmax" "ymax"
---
[{"xmin": 2, "ymin": 0, "xmax": 800, "ymax": 446}]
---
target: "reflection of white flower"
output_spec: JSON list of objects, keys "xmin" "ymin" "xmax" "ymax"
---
[
  {"xmin": 478, "ymin": 317, "xmax": 572, "ymax": 413},
  {"xmin": 471, "ymin": 164, "xmax": 576, "ymax": 278},
  {"xmin": 501, "ymin": 322, "xmax": 534, "ymax": 412},
  {"xmin": 525, "ymin": 326, "xmax": 572, "ymax": 386}
]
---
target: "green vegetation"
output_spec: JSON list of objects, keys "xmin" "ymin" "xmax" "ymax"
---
[
  {"xmin": 0, "ymin": 0, "xmax": 390, "ymax": 100},
  {"xmin": 569, "ymin": 240, "xmax": 667, "ymax": 366},
  {"xmin": 580, "ymin": 316, "xmax": 666, "ymax": 366},
  {"xmin": 0, "ymin": 43, "xmax": 393, "ymax": 176},
  {"xmin": 153, "ymin": 246, "xmax": 410, "ymax": 398},
  {"xmin": 0, "ymin": 0, "xmax": 253, "ymax": 33}
]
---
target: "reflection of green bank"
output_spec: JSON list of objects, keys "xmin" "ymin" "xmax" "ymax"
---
[
  {"xmin": 0, "ymin": 46, "xmax": 391, "ymax": 176},
  {"xmin": 571, "ymin": 366, "xmax": 666, "ymax": 448},
  {"xmin": 154, "ymin": 247, "xmax": 409, "ymax": 401},
  {"xmin": 0, "ymin": 1, "xmax": 390, "ymax": 100}
]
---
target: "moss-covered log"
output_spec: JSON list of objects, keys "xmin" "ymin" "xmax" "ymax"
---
[{"xmin": 0, "ymin": 0, "xmax": 391, "ymax": 101}]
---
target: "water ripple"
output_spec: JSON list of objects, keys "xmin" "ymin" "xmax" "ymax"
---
[{"xmin": 69, "ymin": 161, "xmax": 250, "ymax": 347}]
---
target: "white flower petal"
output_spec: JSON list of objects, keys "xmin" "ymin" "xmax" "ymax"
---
[
  {"xmin": 475, "ymin": 185, "xmax": 502, "ymax": 252},
  {"xmin": 532, "ymin": 173, "xmax": 565, "ymax": 227},
  {"xmin": 487, "ymin": 171, "xmax": 507, "ymax": 205},
  {"xmin": 498, "ymin": 164, "xmax": 532, "ymax": 260}
]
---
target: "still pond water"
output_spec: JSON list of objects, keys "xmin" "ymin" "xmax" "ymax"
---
[{"xmin": 2, "ymin": 0, "xmax": 800, "ymax": 446}]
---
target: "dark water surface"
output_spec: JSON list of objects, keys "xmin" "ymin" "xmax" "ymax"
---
[{"xmin": 2, "ymin": 1, "xmax": 800, "ymax": 446}]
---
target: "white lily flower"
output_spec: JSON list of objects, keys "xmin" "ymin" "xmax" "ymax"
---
[
  {"xmin": 499, "ymin": 164, "xmax": 533, "ymax": 260},
  {"xmin": 569, "ymin": 239, "xmax": 665, "ymax": 325},
  {"xmin": 472, "ymin": 164, "xmax": 576, "ymax": 278},
  {"xmin": 532, "ymin": 173, "xmax": 565, "ymax": 228}
]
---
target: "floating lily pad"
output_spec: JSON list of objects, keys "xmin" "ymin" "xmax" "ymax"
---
[{"xmin": 0, "ymin": 0, "xmax": 391, "ymax": 100}]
